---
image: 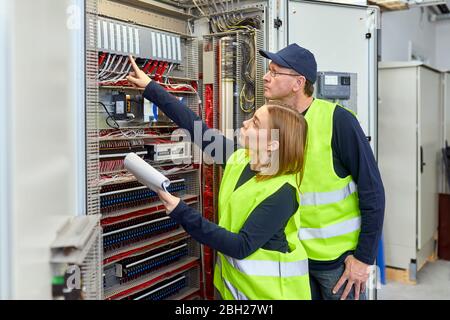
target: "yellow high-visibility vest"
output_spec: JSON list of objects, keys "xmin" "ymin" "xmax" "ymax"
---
[
  {"xmin": 299, "ymin": 99, "xmax": 361, "ymax": 261},
  {"xmin": 213, "ymin": 149, "xmax": 311, "ymax": 300}
]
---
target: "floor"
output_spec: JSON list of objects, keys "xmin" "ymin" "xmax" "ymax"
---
[{"xmin": 377, "ymin": 260, "xmax": 450, "ymax": 300}]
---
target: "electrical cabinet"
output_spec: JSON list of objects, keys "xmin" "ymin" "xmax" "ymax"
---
[
  {"xmin": 82, "ymin": 0, "xmax": 272, "ymax": 301},
  {"xmin": 379, "ymin": 62, "xmax": 441, "ymax": 275},
  {"xmin": 87, "ymin": 0, "xmax": 203, "ymax": 300}
]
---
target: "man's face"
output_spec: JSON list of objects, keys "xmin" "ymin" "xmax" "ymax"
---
[{"xmin": 263, "ymin": 62, "xmax": 301, "ymax": 100}]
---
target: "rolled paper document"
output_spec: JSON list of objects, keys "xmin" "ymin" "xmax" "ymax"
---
[{"xmin": 124, "ymin": 152, "xmax": 171, "ymax": 192}]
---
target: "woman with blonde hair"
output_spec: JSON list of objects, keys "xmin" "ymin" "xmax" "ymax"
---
[{"xmin": 127, "ymin": 56, "xmax": 310, "ymax": 300}]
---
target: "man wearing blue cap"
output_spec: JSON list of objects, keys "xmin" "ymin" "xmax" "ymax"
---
[{"xmin": 259, "ymin": 44, "xmax": 385, "ymax": 300}]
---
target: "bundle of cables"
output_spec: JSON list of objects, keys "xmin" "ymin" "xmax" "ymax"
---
[
  {"xmin": 190, "ymin": 0, "xmax": 261, "ymax": 33},
  {"xmin": 191, "ymin": 0, "xmax": 259, "ymax": 113},
  {"xmin": 209, "ymin": 15, "xmax": 261, "ymax": 33},
  {"xmin": 239, "ymin": 34, "xmax": 256, "ymax": 113}
]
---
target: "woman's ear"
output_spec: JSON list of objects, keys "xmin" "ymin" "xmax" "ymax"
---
[{"xmin": 268, "ymin": 140, "xmax": 280, "ymax": 152}]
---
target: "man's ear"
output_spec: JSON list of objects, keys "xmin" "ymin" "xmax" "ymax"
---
[
  {"xmin": 292, "ymin": 77, "xmax": 303, "ymax": 93},
  {"xmin": 268, "ymin": 140, "xmax": 280, "ymax": 152}
]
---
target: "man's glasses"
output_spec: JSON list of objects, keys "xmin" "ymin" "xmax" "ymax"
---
[{"xmin": 267, "ymin": 70, "xmax": 303, "ymax": 78}]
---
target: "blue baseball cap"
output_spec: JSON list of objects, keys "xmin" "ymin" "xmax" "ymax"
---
[{"xmin": 259, "ymin": 44, "xmax": 317, "ymax": 84}]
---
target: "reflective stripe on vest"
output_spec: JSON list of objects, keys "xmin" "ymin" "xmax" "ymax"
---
[
  {"xmin": 217, "ymin": 256, "xmax": 249, "ymax": 300},
  {"xmin": 223, "ymin": 255, "xmax": 308, "ymax": 278},
  {"xmin": 301, "ymin": 181, "xmax": 357, "ymax": 206},
  {"xmin": 298, "ymin": 216, "xmax": 361, "ymax": 240},
  {"xmin": 224, "ymin": 279, "xmax": 249, "ymax": 300}
]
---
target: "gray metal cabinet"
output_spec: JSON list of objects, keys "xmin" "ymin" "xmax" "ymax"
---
[{"xmin": 379, "ymin": 62, "xmax": 441, "ymax": 275}]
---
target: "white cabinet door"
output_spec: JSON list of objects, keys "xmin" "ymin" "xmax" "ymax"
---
[
  {"xmin": 4, "ymin": 0, "xmax": 86, "ymax": 299},
  {"xmin": 418, "ymin": 67, "xmax": 440, "ymax": 250},
  {"xmin": 378, "ymin": 67, "xmax": 418, "ymax": 269},
  {"xmin": 287, "ymin": 0, "xmax": 378, "ymax": 152}
]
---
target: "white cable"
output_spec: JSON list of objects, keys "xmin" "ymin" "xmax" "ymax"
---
[
  {"xmin": 219, "ymin": 0, "xmax": 226, "ymax": 13},
  {"xmin": 187, "ymin": 20, "xmax": 194, "ymax": 35},
  {"xmin": 203, "ymin": 0, "xmax": 212, "ymax": 16},
  {"xmin": 107, "ymin": 58, "xmax": 130, "ymax": 82},
  {"xmin": 113, "ymin": 62, "xmax": 133, "ymax": 82},
  {"xmin": 164, "ymin": 83, "xmax": 197, "ymax": 93},
  {"xmin": 98, "ymin": 54, "xmax": 117, "ymax": 79},
  {"xmin": 100, "ymin": 55, "xmax": 123, "ymax": 81},
  {"xmin": 104, "ymin": 56, "xmax": 128, "ymax": 82},
  {"xmin": 101, "ymin": 60, "xmax": 133, "ymax": 84},
  {"xmin": 160, "ymin": 164, "xmax": 192, "ymax": 175},
  {"xmin": 97, "ymin": 54, "xmax": 114, "ymax": 79},
  {"xmin": 98, "ymin": 54, "xmax": 110, "ymax": 75},
  {"xmin": 102, "ymin": 55, "xmax": 123, "ymax": 81},
  {"xmin": 163, "ymin": 63, "xmax": 175, "ymax": 84},
  {"xmin": 105, "ymin": 58, "xmax": 131, "ymax": 83},
  {"xmin": 193, "ymin": 0, "xmax": 206, "ymax": 16},
  {"xmin": 98, "ymin": 53, "xmax": 111, "ymax": 75},
  {"xmin": 211, "ymin": 0, "xmax": 218, "ymax": 12},
  {"xmin": 98, "ymin": 54, "xmax": 118, "ymax": 80}
]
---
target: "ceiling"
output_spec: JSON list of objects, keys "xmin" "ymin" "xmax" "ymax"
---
[{"xmin": 368, "ymin": 0, "xmax": 450, "ymax": 13}]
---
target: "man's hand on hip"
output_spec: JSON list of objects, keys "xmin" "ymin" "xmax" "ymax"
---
[{"xmin": 332, "ymin": 255, "xmax": 370, "ymax": 300}]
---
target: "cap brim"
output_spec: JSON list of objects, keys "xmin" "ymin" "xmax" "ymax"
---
[{"xmin": 259, "ymin": 49, "xmax": 292, "ymax": 70}]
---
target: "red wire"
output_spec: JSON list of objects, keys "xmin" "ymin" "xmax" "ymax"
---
[
  {"xmin": 148, "ymin": 60, "xmax": 159, "ymax": 75},
  {"xmin": 142, "ymin": 60, "xmax": 153, "ymax": 74},
  {"xmin": 202, "ymin": 83, "xmax": 215, "ymax": 299},
  {"xmin": 154, "ymin": 61, "xmax": 168, "ymax": 82},
  {"xmin": 205, "ymin": 84, "xmax": 213, "ymax": 127},
  {"xmin": 98, "ymin": 52, "xmax": 107, "ymax": 67}
]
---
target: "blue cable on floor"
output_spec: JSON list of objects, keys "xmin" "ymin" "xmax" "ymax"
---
[{"xmin": 377, "ymin": 235, "xmax": 386, "ymax": 285}]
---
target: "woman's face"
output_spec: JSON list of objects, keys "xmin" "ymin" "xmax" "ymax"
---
[{"xmin": 239, "ymin": 105, "xmax": 272, "ymax": 154}]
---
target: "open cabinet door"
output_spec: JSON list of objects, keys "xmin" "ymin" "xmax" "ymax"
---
[
  {"xmin": 0, "ymin": 0, "xmax": 86, "ymax": 299},
  {"xmin": 286, "ymin": 0, "xmax": 378, "ymax": 153},
  {"xmin": 0, "ymin": 0, "xmax": 12, "ymax": 300},
  {"xmin": 418, "ymin": 67, "xmax": 440, "ymax": 259},
  {"xmin": 285, "ymin": 0, "xmax": 379, "ymax": 299}
]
